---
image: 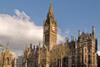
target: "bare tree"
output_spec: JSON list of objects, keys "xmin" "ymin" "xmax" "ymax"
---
[{"xmin": 49, "ymin": 44, "xmax": 70, "ymax": 67}]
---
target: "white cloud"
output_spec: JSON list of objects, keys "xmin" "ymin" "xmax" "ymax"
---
[
  {"xmin": 97, "ymin": 51, "xmax": 100, "ymax": 56},
  {"xmin": 0, "ymin": 9, "xmax": 64, "ymax": 53}
]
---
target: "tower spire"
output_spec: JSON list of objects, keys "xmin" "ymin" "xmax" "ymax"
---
[
  {"xmin": 50, "ymin": 0, "xmax": 53, "ymax": 5},
  {"xmin": 47, "ymin": 0, "xmax": 54, "ymax": 18}
]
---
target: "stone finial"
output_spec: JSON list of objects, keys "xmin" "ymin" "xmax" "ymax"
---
[
  {"xmin": 92, "ymin": 26, "xmax": 96, "ymax": 38},
  {"xmin": 78, "ymin": 30, "xmax": 81, "ymax": 36},
  {"xmin": 92, "ymin": 26, "xmax": 95, "ymax": 34}
]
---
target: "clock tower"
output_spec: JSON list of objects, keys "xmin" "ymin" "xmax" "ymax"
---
[{"xmin": 43, "ymin": 1, "xmax": 57, "ymax": 50}]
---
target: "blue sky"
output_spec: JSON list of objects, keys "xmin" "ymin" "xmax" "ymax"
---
[{"xmin": 0, "ymin": 0, "xmax": 100, "ymax": 51}]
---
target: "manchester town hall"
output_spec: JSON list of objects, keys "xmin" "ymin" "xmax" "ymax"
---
[
  {"xmin": 0, "ymin": 2, "xmax": 98, "ymax": 67},
  {"xmin": 0, "ymin": 1, "xmax": 98, "ymax": 67},
  {"xmin": 22, "ymin": 1, "xmax": 98, "ymax": 67}
]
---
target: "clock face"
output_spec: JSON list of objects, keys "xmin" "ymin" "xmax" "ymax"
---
[
  {"xmin": 52, "ymin": 26, "xmax": 55, "ymax": 31},
  {"xmin": 52, "ymin": 26, "xmax": 56, "ymax": 32}
]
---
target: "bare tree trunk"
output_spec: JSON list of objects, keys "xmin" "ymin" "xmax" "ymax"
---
[
  {"xmin": 61, "ymin": 57, "xmax": 62, "ymax": 67},
  {"xmin": 59, "ymin": 60, "xmax": 60, "ymax": 67}
]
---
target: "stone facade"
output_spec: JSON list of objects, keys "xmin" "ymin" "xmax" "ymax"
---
[
  {"xmin": 23, "ymin": 44, "xmax": 38, "ymax": 67},
  {"xmin": 68, "ymin": 28, "xmax": 97, "ymax": 67}
]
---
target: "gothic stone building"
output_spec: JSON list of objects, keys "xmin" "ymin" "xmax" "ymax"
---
[
  {"xmin": 23, "ymin": 1, "xmax": 98, "ymax": 67},
  {"xmin": 68, "ymin": 27, "xmax": 97, "ymax": 67},
  {"xmin": 23, "ymin": 44, "xmax": 38, "ymax": 67},
  {"xmin": 0, "ymin": 48, "xmax": 16, "ymax": 67}
]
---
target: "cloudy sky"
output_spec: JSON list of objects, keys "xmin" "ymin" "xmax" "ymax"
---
[
  {"xmin": 0, "ymin": 0, "xmax": 100, "ymax": 55},
  {"xmin": 0, "ymin": 9, "xmax": 64, "ymax": 56}
]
